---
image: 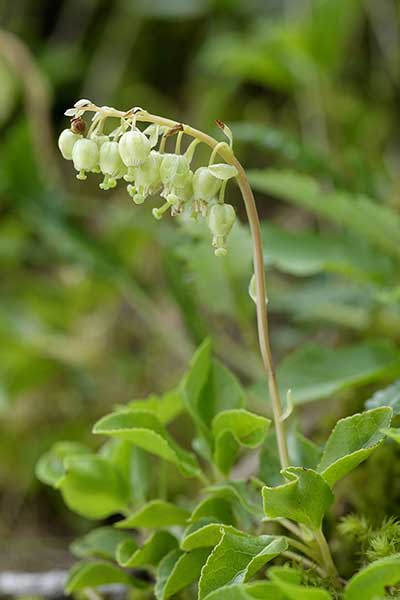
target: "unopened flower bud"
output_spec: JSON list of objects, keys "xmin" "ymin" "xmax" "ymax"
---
[
  {"xmin": 74, "ymin": 98, "xmax": 92, "ymax": 108},
  {"xmin": 192, "ymin": 166, "xmax": 222, "ymax": 202},
  {"xmin": 71, "ymin": 117, "xmax": 86, "ymax": 135},
  {"xmin": 72, "ymin": 138, "xmax": 99, "ymax": 180},
  {"xmin": 118, "ymin": 130, "xmax": 151, "ymax": 168},
  {"xmin": 208, "ymin": 203, "xmax": 236, "ymax": 256},
  {"xmin": 58, "ymin": 129, "xmax": 81, "ymax": 160}
]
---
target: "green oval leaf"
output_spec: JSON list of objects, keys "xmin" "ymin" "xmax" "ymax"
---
[
  {"xmin": 190, "ymin": 496, "xmax": 235, "ymax": 524},
  {"xmin": 59, "ymin": 454, "xmax": 129, "ymax": 519},
  {"xmin": 206, "ymin": 480, "xmax": 263, "ymax": 519},
  {"xmin": 212, "ymin": 409, "xmax": 270, "ymax": 474},
  {"xmin": 182, "ymin": 339, "xmax": 212, "ymax": 429},
  {"xmin": 117, "ymin": 499, "xmax": 190, "ymax": 529},
  {"xmin": 183, "ymin": 340, "xmax": 245, "ymax": 448},
  {"xmin": 100, "ymin": 440, "xmax": 151, "ymax": 505},
  {"xmin": 262, "ymin": 467, "xmax": 334, "ymax": 530},
  {"xmin": 344, "ymin": 554, "xmax": 400, "ymax": 600},
  {"xmin": 116, "ymin": 530, "xmax": 178, "ymax": 567},
  {"xmin": 65, "ymin": 560, "xmax": 134, "ymax": 593},
  {"xmin": 317, "ymin": 407, "xmax": 392, "ymax": 487},
  {"xmin": 70, "ymin": 527, "xmax": 133, "ymax": 561},
  {"xmin": 155, "ymin": 547, "xmax": 210, "ymax": 600},
  {"xmin": 202, "ymin": 586, "xmax": 253, "ymax": 600},
  {"xmin": 245, "ymin": 581, "xmax": 286, "ymax": 599},
  {"xmin": 35, "ymin": 441, "xmax": 90, "ymax": 488},
  {"xmin": 128, "ymin": 389, "xmax": 183, "ymax": 424},
  {"xmin": 181, "ymin": 519, "xmax": 226, "ymax": 551},
  {"xmin": 203, "ymin": 581, "xmax": 284, "ymax": 599},
  {"xmin": 269, "ymin": 566, "xmax": 333, "ymax": 599},
  {"xmin": 93, "ymin": 409, "xmax": 200, "ymax": 477},
  {"xmin": 198, "ymin": 528, "xmax": 287, "ymax": 599}
]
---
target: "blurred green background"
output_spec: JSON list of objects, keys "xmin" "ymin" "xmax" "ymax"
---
[{"xmin": 1, "ymin": 0, "xmax": 400, "ymax": 572}]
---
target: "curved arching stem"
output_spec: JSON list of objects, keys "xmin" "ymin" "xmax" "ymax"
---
[
  {"xmin": 232, "ymin": 160, "xmax": 289, "ymax": 468},
  {"xmin": 79, "ymin": 104, "xmax": 290, "ymax": 469}
]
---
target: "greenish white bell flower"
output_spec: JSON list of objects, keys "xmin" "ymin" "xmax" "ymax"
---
[
  {"xmin": 127, "ymin": 150, "xmax": 162, "ymax": 205},
  {"xmin": 158, "ymin": 154, "xmax": 193, "ymax": 214},
  {"xmin": 160, "ymin": 154, "xmax": 191, "ymax": 189},
  {"xmin": 191, "ymin": 163, "xmax": 237, "ymax": 218},
  {"xmin": 193, "ymin": 167, "xmax": 222, "ymax": 200},
  {"xmin": 72, "ymin": 138, "xmax": 99, "ymax": 180},
  {"xmin": 58, "ymin": 129, "xmax": 81, "ymax": 160},
  {"xmin": 169, "ymin": 177, "xmax": 194, "ymax": 216},
  {"xmin": 118, "ymin": 130, "xmax": 151, "ymax": 181},
  {"xmin": 207, "ymin": 203, "xmax": 236, "ymax": 256},
  {"xmin": 99, "ymin": 141, "xmax": 126, "ymax": 189}
]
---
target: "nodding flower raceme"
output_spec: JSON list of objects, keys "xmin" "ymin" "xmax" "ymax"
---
[{"xmin": 58, "ymin": 100, "xmax": 239, "ymax": 255}]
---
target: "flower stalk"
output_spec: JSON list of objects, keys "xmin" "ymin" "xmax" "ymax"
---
[{"xmin": 60, "ymin": 101, "xmax": 290, "ymax": 469}]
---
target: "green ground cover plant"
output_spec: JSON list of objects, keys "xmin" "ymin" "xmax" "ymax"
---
[{"xmin": 36, "ymin": 100, "xmax": 400, "ymax": 599}]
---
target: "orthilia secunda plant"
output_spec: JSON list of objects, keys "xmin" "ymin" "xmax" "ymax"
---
[
  {"xmin": 37, "ymin": 98, "xmax": 400, "ymax": 599},
  {"xmin": 59, "ymin": 99, "xmax": 290, "ymax": 472},
  {"xmin": 45, "ymin": 96, "xmax": 400, "ymax": 600}
]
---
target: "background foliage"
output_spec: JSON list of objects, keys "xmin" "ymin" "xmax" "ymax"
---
[{"xmin": 0, "ymin": 0, "xmax": 399, "ymax": 579}]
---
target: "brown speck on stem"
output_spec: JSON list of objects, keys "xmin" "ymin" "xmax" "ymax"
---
[{"xmin": 164, "ymin": 123, "xmax": 184, "ymax": 137}]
